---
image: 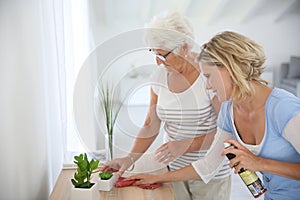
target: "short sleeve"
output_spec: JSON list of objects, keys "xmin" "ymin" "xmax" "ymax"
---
[
  {"xmin": 217, "ymin": 101, "xmax": 233, "ymax": 133},
  {"xmin": 269, "ymin": 89, "xmax": 300, "ymax": 135},
  {"xmin": 283, "ymin": 112, "xmax": 300, "ymax": 153}
]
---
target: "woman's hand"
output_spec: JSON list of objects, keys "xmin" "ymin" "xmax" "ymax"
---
[
  {"xmin": 128, "ymin": 174, "xmax": 159, "ymax": 185},
  {"xmin": 221, "ymin": 139, "xmax": 264, "ymax": 173},
  {"xmin": 155, "ymin": 139, "xmax": 192, "ymax": 164},
  {"xmin": 101, "ymin": 156, "xmax": 133, "ymax": 176}
]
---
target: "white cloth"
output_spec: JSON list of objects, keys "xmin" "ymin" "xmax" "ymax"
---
[{"xmin": 192, "ymin": 129, "xmax": 233, "ymax": 183}]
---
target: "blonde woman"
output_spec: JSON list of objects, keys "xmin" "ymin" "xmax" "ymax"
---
[{"xmin": 130, "ymin": 31, "xmax": 300, "ymax": 200}]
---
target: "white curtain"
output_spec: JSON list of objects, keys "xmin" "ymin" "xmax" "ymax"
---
[
  {"xmin": 64, "ymin": 0, "xmax": 101, "ymax": 158},
  {"xmin": 0, "ymin": 0, "xmax": 65, "ymax": 199}
]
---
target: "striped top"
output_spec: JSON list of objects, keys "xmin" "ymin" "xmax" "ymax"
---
[{"xmin": 152, "ymin": 67, "xmax": 230, "ymax": 180}]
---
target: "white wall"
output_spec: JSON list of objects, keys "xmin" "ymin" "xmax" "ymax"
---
[
  {"xmin": 192, "ymin": 15, "xmax": 300, "ymax": 86},
  {"xmin": 88, "ymin": 5, "xmax": 300, "ymax": 87}
]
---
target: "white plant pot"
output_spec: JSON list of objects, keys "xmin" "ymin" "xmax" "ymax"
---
[
  {"xmin": 70, "ymin": 182, "xmax": 99, "ymax": 200},
  {"xmin": 98, "ymin": 173, "xmax": 118, "ymax": 191}
]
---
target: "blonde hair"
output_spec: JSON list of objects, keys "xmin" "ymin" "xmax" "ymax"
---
[
  {"xmin": 144, "ymin": 11, "xmax": 194, "ymax": 52},
  {"xmin": 198, "ymin": 31, "xmax": 268, "ymax": 101}
]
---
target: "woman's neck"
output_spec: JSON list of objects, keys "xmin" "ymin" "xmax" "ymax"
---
[
  {"xmin": 233, "ymin": 81, "xmax": 272, "ymax": 113},
  {"xmin": 176, "ymin": 52, "xmax": 199, "ymax": 75}
]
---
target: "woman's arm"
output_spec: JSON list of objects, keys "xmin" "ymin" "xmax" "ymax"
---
[
  {"xmin": 129, "ymin": 88, "xmax": 161, "ymax": 160},
  {"xmin": 222, "ymin": 139, "xmax": 300, "ymax": 181},
  {"xmin": 283, "ymin": 112, "xmax": 300, "ymax": 153},
  {"xmin": 155, "ymin": 130, "xmax": 216, "ymax": 164},
  {"xmin": 130, "ymin": 164, "xmax": 200, "ymax": 185},
  {"xmin": 131, "ymin": 129, "xmax": 233, "ymax": 184},
  {"xmin": 260, "ymin": 159, "xmax": 300, "ymax": 180}
]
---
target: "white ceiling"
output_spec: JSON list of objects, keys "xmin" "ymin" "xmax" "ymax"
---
[{"xmin": 89, "ymin": 0, "xmax": 300, "ymax": 30}]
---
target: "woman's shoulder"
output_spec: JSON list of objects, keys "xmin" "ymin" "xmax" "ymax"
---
[
  {"xmin": 268, "ymin": 88, "xmax": 300, "ymax": 109},
  {"xmin": 270, "ymin": 87, "xmax": 298, "ymax": 98},
  {"xmin": 267, "ymin": 88, "xmax": 300, "ymax": 132},
  {"xmin": 217, "ymin": 100, "xmax": 233, "ymax": 132},
  {"xmin": 220, "ymin": 100, "xmax": 232, "ymax": 109}
]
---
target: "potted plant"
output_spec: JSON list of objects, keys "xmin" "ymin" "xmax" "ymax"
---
[
  {"xmin": 99, "ymin": 83, "xmax": 123, "ymax": 161},
  {"xmin": 70, "ymin": 153, "xmax": 100, "ymax": 200},
  {"xmin": 98, "ymin": 171, "xmax": 118, "ymax": 191}
]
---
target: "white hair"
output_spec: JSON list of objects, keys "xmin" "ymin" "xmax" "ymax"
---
[{"xmin": 144, "ymin": 11, "xmax": 195, "ymax": 52}]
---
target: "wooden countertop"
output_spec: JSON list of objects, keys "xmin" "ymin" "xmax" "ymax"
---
[{"xmin": 49, "ymin": 168, "xmax": 174, "ymax": 200}]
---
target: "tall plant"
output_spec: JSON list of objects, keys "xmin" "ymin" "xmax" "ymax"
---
[{"xmin": 99, "ymin": 83, "xmax": 122, "ymax": 160}]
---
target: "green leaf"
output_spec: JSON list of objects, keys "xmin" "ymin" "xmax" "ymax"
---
[
  {"xmin": 71, "ymin": 179, "xmax": 80, "ymax": 187},
  {"xmin": 78, "ymin": 181, "xmax": 90, "ymax": 188},
  {"xmin": 71, "ymin": 153, "xmax": 100, "ymax": 188},
  {"xmin": 74, "ymin": 154, "xmax": 84, "ymax": 162},
  {"xmin": 75, "ymin": 171, "xmax": 85, "ymax": 182},
  {"xmin": 98, "ymin": 82, "xmax": 125, "ymax": 160},
  {"xmin": 90, "ymin": 159, "xmax": 99, "ymax": 171},
  {"xmin": 78, "ymin": 159, "xmax": 88, "ymax": 171},
  {"xmin": 99, "ymin": 172, "xmax": 113, "ymax": 180}
]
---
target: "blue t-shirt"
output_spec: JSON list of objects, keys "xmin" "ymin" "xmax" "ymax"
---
[{"xmin": 218, "ymin": 88, "xmax": 300, "ymax": 200}]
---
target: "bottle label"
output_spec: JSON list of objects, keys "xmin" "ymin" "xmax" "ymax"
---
[
  {"xmin": 239, "ymin": 170, "xmax": 258, "ymax": 185},
  {"xmin": 240, "ymin": 171, "xmax": 266, "ymax": 197},
  {"xmin": 247, "ymin": 184, "xmax": 260, "ymax": 196}
]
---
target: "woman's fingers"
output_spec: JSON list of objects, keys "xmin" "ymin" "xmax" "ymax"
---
[
  {"xmin": 101, "ymin": 164, "xmax": 117, "ymax": 172},
  {"xmin": 155, "ymin": 149, "xmax": 174, "ymax": 164},
  {"xmin": 155, "ymin": 143, "xmax": 168, "ymax": 154},
  {"xmin": 224, "ymin": 139, "xmax": 246, "ymax": 150},
  {"xmin": 156, "ymin": 151, "xmax": 170, "ymax": 162},
  {"xmin": 155, "ymin": 144, "xmax": 171, "ymax": 163},
  {"xmin": 162, "ymin": 154, "xmax": 174, "ymax": 164}
]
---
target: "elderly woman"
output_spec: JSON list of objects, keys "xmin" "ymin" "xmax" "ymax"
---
[
  {"xmin": 130, "ymin": 31, "xmax": 300, "ymax": 200},
  {"xmin": 102, "ymin": 12, "xmax": 232, "ymax": 200}
]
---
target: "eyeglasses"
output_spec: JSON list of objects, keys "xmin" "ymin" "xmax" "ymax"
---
[{"xmin": 149, "ymin": 47, "xmax": 177, "ymax": 62}]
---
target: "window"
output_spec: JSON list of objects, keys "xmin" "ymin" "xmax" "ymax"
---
[{"xmin": 63, "ymin": 1, "xmax": 167, "ymax": 165}]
